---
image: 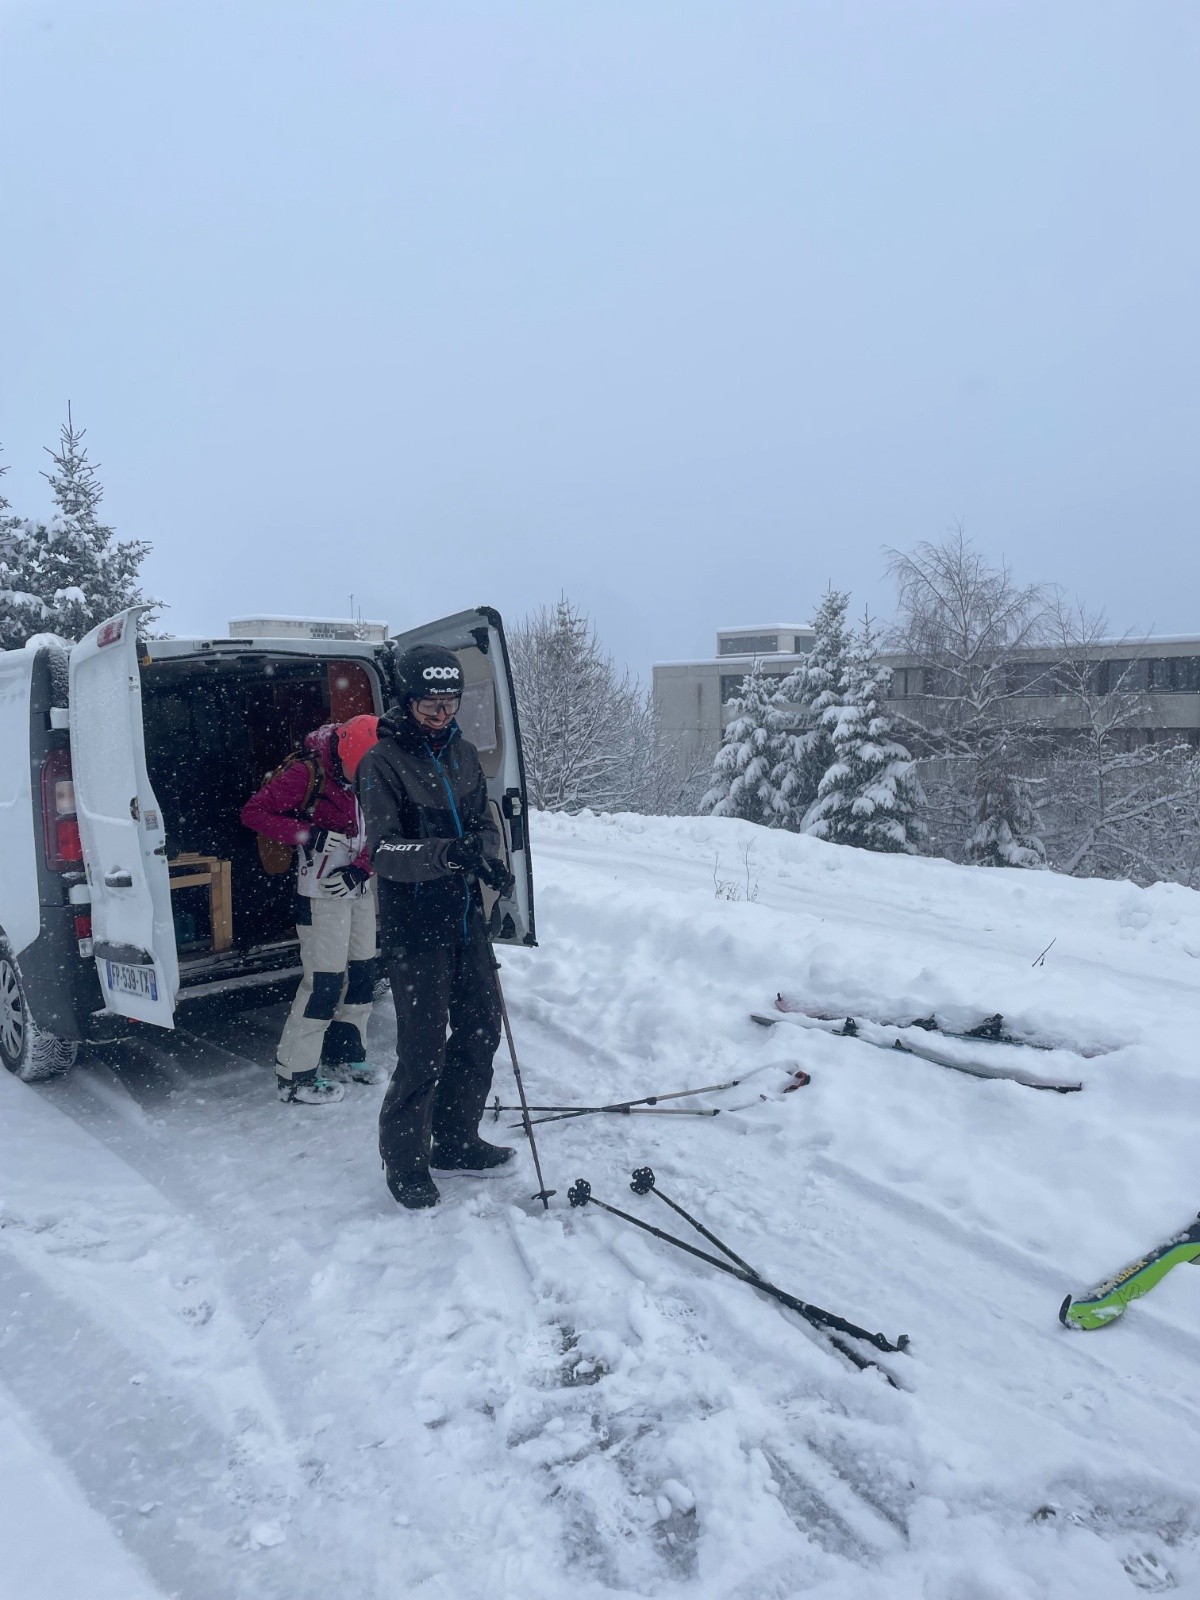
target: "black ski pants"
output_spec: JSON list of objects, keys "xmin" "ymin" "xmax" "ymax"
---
[{"xmin": 379, "ymin": 914, "xmax": 503, "ymax": 1181}]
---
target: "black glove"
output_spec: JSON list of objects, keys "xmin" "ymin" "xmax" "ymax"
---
[
  {"xmin": 307, "ymin": 827, "xmax": 351, "ymax": 856},
  {"xmin": 443, "ymin": 835, "xmax": 490, "ymax": 876},
  {"xmin": 479, "ymin": 857, "xmax": 516, "ymax": 898},
  {"xmin": 326, "ymin": 865, "xmax": 370, "ymax": 897}
]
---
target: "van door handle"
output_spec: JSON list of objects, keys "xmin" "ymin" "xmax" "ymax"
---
[{"xmin": 104, "ymin": 870, "xmax": 134, "ymax": 889}]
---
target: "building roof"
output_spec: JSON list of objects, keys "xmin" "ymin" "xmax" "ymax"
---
[
  {"xmin": 654, "ymin": 656, "xmax": 807, "ymax": 669},
  {"xmin": 229, "ymin": 615, "xmax": 389, "ymax": 628},
  {"xmin": 717, "ymin": 623, "xmax": 813, "ymax": 633}
]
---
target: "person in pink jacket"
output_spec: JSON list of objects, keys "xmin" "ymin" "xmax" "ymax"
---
[{"xmin": 241, "ymin": 715, "xmax": 379, "ymax": 1105}]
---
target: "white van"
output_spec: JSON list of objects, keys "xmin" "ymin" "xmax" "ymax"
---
[{"xmin": 0, "ymin": 604, "xmax": 534, "ymax": 1081}]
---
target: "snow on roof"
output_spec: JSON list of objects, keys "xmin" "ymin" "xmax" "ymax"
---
[
  {"xmin": 717, "ymin": 623, "xmax": 813, "ymax": 633},
  {"xmin": 229, "ymin": 615, "xmax": 388, "ymax": 627},
  {"xmin": 653, "ymin": 656, "xmax": 807, "ymax": 669}
]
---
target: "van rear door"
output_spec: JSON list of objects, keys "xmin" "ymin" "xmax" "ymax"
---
[
  {"xmin": 0, "ymin": 650, "xmax": 40, "ymax": 956},
  {"xmin": 69, "ymin": 608, "xmax": 179, "ymax": 1027},
  {"xmin": 384, "ymin": 607, "xmax": 535, "ymax": 945}
]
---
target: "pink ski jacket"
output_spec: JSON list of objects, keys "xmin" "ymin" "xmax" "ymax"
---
[{"xmin": 240, "ymin": 724, "xmax": 372, "ymax": 874}]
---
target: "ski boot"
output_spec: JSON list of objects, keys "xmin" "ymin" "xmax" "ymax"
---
[
  {"xmin": 385, "ymin": 1167, "xmax": 441, "ymax": 1210},
  {"xmin": 430, "ymin": 1137, "xmax": 516, "ymax": 1174},
  {"xmin": 276, "ymin": 1069, "xmax": 345, "ymax": 1106}
]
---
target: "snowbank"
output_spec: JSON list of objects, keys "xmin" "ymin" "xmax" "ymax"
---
[{"xmin": 2, "ymin": 810, "xmax": 1198, "ymax": 1598}]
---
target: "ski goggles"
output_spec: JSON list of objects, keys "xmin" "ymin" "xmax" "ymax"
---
[{"xmin": 412, "ymin": 695, "xmax": 461, "ymax": 718}]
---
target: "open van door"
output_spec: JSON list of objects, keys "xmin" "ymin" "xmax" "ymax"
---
[
  {"xmin": 383, "ymin": 607, "xmax": 535, "ymax": 946},
  {"xmin": 69, "ymin": 608, "xmax": 179, "ymax": 1027}
]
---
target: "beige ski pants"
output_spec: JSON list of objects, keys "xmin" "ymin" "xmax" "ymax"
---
[{"xmin": 276, "ymin": 892, "xmax": 377, "ymax": 1079}]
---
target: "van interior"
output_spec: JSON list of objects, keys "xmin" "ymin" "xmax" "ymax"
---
[{"xmin": 140, "ymin": 652, "xmax": 379, "ymax": 981}]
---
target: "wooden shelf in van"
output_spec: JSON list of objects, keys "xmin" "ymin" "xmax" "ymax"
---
[{"xmin": 168, "ymin": 854, "xmax": 233, "ymax": 954}]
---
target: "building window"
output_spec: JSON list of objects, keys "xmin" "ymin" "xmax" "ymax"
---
[
  {"xmin": 1146, "ymin": 656, "xmax": 1200, "ymax": 692},
  {"xmin": 889, "ymin": 668, "xmax": 922, "ymax": 698},
  {"xmin": 1092, "ymin": 659, "xmax": 1139, "ymax": 695},
  {"xmin": 1006, "ymin": 662, "xmax": 1056, "ymax": 696},
  {"xmin": 720, "ymin": 671, "xmax": 793, "ymax": 705},
  {"xmin": 790, "ymin": 635, "xmax": 813, "ymax": 654},
  {"xmin": 719, "ymin": 634, "xmax": 778, "ymax": 656}
]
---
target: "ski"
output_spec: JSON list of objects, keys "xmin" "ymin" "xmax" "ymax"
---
[
  {"xmin": 1059, "ymin": 1214, "xmax": 1200, "ymax": 1330},
  {"xmin": 775, "ymin": 993, "xmax": 1043, "ymax": 1047},
  {"xmin": 751, "ymin": 1010, "xmax": 1083, "ymax": 1093},
  {"xmin": 775, "ymin": 994, "xmax": 1111, "ymax": 1059}
]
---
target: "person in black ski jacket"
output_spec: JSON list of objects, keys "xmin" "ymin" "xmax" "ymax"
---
[{"xmin": 356, "ymin": 644, "xmax": 517, "ymax": 1210}]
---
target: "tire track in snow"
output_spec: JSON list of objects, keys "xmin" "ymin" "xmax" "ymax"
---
[{"xmin": 0, "ymin": 1244, "xmax": 303, "ymax": 1600}]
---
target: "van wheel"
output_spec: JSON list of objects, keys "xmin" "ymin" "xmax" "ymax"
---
[{"xmin": 0, "ymin": 945, "xmax": 79, "ymax": 1083}]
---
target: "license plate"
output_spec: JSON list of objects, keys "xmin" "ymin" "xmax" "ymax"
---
[{"xmin": 104, "ymin": 960, "xmax": 159, "ymax": 1002}]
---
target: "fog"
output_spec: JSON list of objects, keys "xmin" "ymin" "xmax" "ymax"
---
[{"xmin": 1, "ymin": 1, "xmax": 1196, "ymax": 671}]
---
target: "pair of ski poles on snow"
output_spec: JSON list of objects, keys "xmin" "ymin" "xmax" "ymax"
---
[
  {"xmin": 569, "ymin": 1167, "xmax": 909, "ymax": 1385},
  {"xmin": 487, "ymin": 1073, "xmax": 770, "ymax": 1128},
  {"xmin": 492, "ymin": 976, "xmax": 908, "ymax": 1382}
]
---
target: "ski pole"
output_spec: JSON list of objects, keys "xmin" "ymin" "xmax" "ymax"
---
[
  {"xmin": 628, "ymin": 1168, "xmax": 893, "ymax": 1381},
  {"xmin": 501, "ymin": 1069, "xmax": 811, "ymax": 1126},
  {"xmin": 491, "ymin": 1101, "xmax": 718, "ymax": 1115},
  {"xmin": 630, "ymin": 1166, "xmax": 760, "ymax": 1275},
  {"xmin": 567, "ymin": 1179, "xmax": 909, "ymax": 1356},
  {"xmin": 521, "ymin": 1076, "xmax": 749, "ymax": 1127},
  {"xmin": 492, "ymin": 964, "xmax": 555, "ymax": 1210},
  {"xmin": 515, "ymin": 1107, "xmax": 722, "ymax": 1129}
]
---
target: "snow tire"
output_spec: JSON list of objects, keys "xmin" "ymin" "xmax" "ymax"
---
[{"xmin": 0, "ymin": 939, "xmax": 80, "ymax": 1083}]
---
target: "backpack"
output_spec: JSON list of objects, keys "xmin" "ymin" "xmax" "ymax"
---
[{"xmin": 254, "ymin": 752, "xmax": 327, "ymax": 875}]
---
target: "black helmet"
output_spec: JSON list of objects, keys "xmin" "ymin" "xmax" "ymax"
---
[{"xmin": 395, "ymin": 644, "xmax": 464, "ymax": 701}]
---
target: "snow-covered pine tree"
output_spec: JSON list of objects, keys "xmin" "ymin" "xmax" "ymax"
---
[
  {"xmin": 965, "ymin": 748, "xmax": 1046, "ymax": 868},
  {"xmin": 0, "ymin": 444, "xmax": 18, "ymax": 547},
  {"xmin": 771, "ymin": 587, "xmax": 851, "ymax": 832},
  {"xmin": 0, "ymin": 408, "xmax": 155, "ymax": 650},
  {"xmin": 769, "ymin": 657, "xmax": 816, "ymax": 830},
  {"xmin": 40, "ymin": 405, "xmax": 154, "ymax": 639},
  {"xmin": 805, "ymin": 609, "xmax": 925, "ymax": 852},
  {"xmin": 0, "ymin": 442, "xmax": 49, "ymax": 649},
  {"xmin": 702, "ymin": 656, "xmax": 784, "ymax": 826}
]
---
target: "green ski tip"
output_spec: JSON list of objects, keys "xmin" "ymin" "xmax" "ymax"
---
[{"xmin": 1060, "ymin": 1215, "xmax": 1200, "ymax": 1332}]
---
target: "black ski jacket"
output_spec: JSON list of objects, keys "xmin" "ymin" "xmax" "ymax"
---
[{"xmin": 357, "ymin": 710, "xmax": 504, "ymax": 953}]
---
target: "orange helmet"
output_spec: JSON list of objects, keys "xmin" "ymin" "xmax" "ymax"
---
[{"xmin": 333, "ymin": 714, "xmax": 379, "ymax": 780}]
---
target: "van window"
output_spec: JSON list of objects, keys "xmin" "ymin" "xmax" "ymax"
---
[
  {"xmin": 329, "ymin": 662, "xmax": 374, "ymax": 722},
  {"xmin": 459, "ymin": 680, "xmax": 497, "ymax": 757}
]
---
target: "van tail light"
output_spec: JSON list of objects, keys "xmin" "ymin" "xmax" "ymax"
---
[
  {"xmin": 41, "ymin": 748, "xmax": 83, "ymax": 870},
  {"xmin": 74, "ymin": 913, "xmax": 93, "ymax": 940}
]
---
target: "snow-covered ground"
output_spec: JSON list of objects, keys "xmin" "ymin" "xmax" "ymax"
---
[{"xmin": 4, "ymin": 812, "xmax": 1200, "ymax": 1599}]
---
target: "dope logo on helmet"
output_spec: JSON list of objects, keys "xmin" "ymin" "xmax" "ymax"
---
[{"xmin": 423, "ymin": 666, "xmax": 461, "ymax": 682}]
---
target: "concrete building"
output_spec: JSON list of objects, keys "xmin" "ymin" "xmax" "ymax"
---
[
  {"xmin": 885, "ymin": 637, "xmax": 1200, "ymax": 753},
  {"xmin": 654, "ymin": 625, "xmax": 1200, "ymax": 770},
  {"xmin": 653, "ymin": 625, "xmax": 815, "ymax": 768}
]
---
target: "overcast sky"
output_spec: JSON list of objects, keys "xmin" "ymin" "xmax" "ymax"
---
[{"xmin": 1, "ymin": 1, "xmax": 1197, "ymax": 672}]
